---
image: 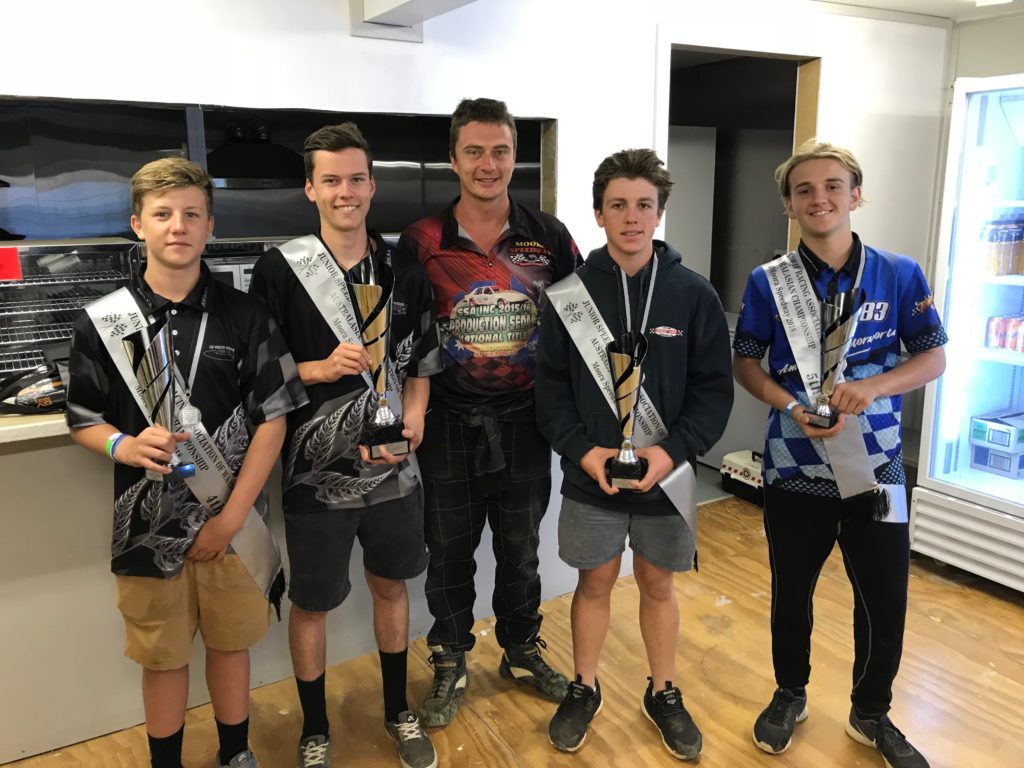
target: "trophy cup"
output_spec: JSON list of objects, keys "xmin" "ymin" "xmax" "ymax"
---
[
  {"xmin": 122, "ymin": 321, "xmax": 196, "ymax": 481},
  {"xmin": 805, "ymin": 288, "xmax": 862, "ymax": 429},
  {"xmin": 604, "ymin": 335, "xmax": 649, "ymax": 490},
  {"xmin": 350, "ymin": 263, "xmax": 408, "ymax": 459}
]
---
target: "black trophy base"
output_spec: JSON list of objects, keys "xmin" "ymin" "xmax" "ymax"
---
[
  {"xmin": 605, "ymin": 457, "xmax": 648, "ymax": 491},
  {"xmin": 367, "ymin": 421, "xmax": 409, "ymax": 459},
  {"xmin": 805, "ymin": 410, "xmax": 839, "ymax": 429}
]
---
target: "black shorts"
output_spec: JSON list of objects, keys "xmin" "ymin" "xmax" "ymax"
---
[{"xmin": 284, "ymin": 486, "xmax": 428, "ymax": 612}]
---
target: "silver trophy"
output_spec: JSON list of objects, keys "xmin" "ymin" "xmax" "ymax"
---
[
  {"xmin": 122, "ymin": 320, "xmax": 196, "ymax": 481},
  {"xmin": 350, "ymin": 262, "xmax": 408, "ymax": 459},
  {"xmin": 806, "ymin": 288, "xmax": 861, "ymax": 429},
  {"xmin": 604, "ymin": 335, "xmax": 649, "ymax": 490}
]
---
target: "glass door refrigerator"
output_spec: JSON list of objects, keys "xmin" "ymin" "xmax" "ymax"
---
[{"xmin": 911, "ymin": 74, "xmax": 1024, "ymax": 593}]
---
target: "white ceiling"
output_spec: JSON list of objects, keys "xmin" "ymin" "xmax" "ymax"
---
[{"xmin": 818, "ymin": 0, "xmax": 1023, "ymax": 21}]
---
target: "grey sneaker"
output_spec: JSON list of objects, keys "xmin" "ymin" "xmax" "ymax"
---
[
  {"xmin": 216, "ymin": 750, "xmax": 258, "ymax": 768},
  {"xmin": 846, "ymin": 709, "xmax": 930, "ymax": 768},
  {"xmin": 642, "ymin": 678, "xmax": 702, "ymax": 761},
  {"xmin": 548, "ymin": 676, "xmax": 603, "ymax": 752},
  {"xmin": 385, "ymin": 711, "xmax": 438, "ymax": 768},
  {"xmin": 296, "ymin": 734, "xmax": 331, "ymax": 767},
  {"xmin": 421, "ymin": 645, "xmax": 468, "ymax": 727},
  {"xmin": 498, "ymin": 636, "xmax": 569, "ymax": 702},
  {"xmin": 753, "ymin": 687, "xmax": 809, "ymax": 754}
]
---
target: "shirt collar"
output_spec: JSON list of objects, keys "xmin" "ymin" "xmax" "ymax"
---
[
  {"xmin": 440, "ymin": 194, "xmax": 527, "ymax": 250},
  {"xmin": 797, "ymin": 232, "xmax": 862, "ymax": 279},
  {"xmin": 131, "ymin": 262, "xmax": 212, "ymax": 314}
]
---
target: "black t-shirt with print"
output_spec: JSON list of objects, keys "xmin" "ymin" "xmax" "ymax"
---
[{"xmin": 66, "ymin": 263, "xmax": 308, "ymax": 578}]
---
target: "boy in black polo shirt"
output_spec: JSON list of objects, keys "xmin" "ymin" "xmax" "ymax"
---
[
  {"xmin": 249, "ymin": 123, "xmax": 440, "ymax": 768},
  {"xmin": 66, "ymin": 157, "xmax": 307, "ymax": 768}
]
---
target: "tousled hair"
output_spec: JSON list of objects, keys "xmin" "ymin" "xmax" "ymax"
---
[
  {"xmin": 303, "ymin": 122, "xmax": 374, "ymax": 180},
  {"xmin": 130, "ymin": 157, "xmax": 213, "ymax": 217},
  {"xmin": 592, "ymin": 148, "xmax": 673, "ymax": 211},
  {"xmin": 449, "ymin": 98, "xmax": 518, "ymax": 157}
]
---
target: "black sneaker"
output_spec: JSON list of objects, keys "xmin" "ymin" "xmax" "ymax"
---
[
  {"xmin": 548, "ymin": 676, "xmax": 603, "ymax": 752},
  {"xmin": 420, "ymin": 645, "xmax": 468, "ymax": 727},
  {"xmin": 498, "ymin": 636, "xmax": 569, "ymax": 702},
  {"xmin": 295, "ymin": 735, "xmax": 331, "ymax": 767},
  {"xmin": 642, "ymin": 678, "xmax": 702, "ymax": 761},
  {"xmin": 384, "ymin": 711, "xmax": 437, "ymax": 768},
  {"xmin": 846, "ymin": 709, "xmax": 930, "ymax": 768},
  {"xmin": 752, "ymin": 687, "xmax": 809, "ymax": 754}
]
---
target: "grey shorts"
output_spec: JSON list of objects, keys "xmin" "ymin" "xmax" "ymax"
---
[
  {"xmin": 285, "ymin": 485, "xmax": 429, "ymax": 612},
  {"xmin": 557, "ymin": 497, "xmax": 696, "ymax": 572}
]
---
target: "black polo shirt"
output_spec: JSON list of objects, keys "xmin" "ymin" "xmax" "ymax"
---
[
  {"xmin": 66, "ymin": 263, "xmax": 308, "ymax": 578},
  {"xmin": 249, "ymin": 229, "xmax": 441, "ymax": 514}
]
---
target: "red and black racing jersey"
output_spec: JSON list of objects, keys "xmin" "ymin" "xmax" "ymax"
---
[{"xmin": 399, "ymin": 196, "xmax": 581, "ymax": 410}]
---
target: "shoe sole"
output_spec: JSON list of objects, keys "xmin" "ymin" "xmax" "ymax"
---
[
  {"xmin": 420, "ymin": 672, "xmax": 468, "ymax": 728},
  {"xmin": 499, "ymin": 657, "xmax": 566, "ymax": 702},
  {"xmin": 751, "ymin": 703, "xmax": 809, "ymax": 755},
  {"xmin": 549, "ymin": 698, "xmax": 604, "ymax": 753},
  {"xmin": 641, "ymin": 702, "xmax": 702, "ymax": 761}
]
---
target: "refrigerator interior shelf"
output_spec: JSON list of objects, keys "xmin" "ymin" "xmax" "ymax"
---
[
  {"xmin": 0, "ymin": 350, "xmax": 46, "ymax": 375},
  {"xmin": 978, "ymin": 274, "xmax": 1024, "ymax": 287},
  {"xmin": 931, "ymin": 468, "xmax": 1024, "ymax": 503},
  {"xmin": 974, "ymin": 347, "xmax": 1024, "ymax": 365}
]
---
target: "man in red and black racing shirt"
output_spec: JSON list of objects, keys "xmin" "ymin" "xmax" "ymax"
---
[{"xmin": 399, "ymin": 97, "xmax": 581, "ymax": 728}]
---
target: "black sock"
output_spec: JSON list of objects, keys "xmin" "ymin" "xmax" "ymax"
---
[
  {"xmin": 215, "ymin": 717, "xmax": 249, "ymax": 763},
  {"xmin": 148, "ymin": 725, "xmax": 184, "ymax": 768},
  {"xmin": 296, "ymin": 673, "xmax": 329, "ymax": 739},
  {"xmin": 379, "ymin": 649, "xmax": 409, "ymax": 723}
]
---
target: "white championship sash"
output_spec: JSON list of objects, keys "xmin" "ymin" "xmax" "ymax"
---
[
  {"xmin": 761, "ymin": 251, "xmax": 906, "ymax": 522},
  {"xmin": 547, "ymin": 274, "xmax": 697, "ymax": 538},
  {"xmin": 86, "ymin": 288, "xmax": 284, "ymax": 595},
  {"xmin": 280, "ymin": 235, "xmax": 374, "ymax": 390}
]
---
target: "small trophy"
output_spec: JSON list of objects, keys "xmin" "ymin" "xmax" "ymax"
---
[
  {"xmin": 604, "ymin": 335, "xmax": 649, "ymax": 490},
  {"xmin": 806, "ymin": 288, "xmax": 862, "ymax": 429},
  {"xmin": 350, "ymin": 261, "xmax": 408, "ymax": 459},
  {"xmin": 122, "ymin": 320, "xmax": 196, "ymax": 481}
]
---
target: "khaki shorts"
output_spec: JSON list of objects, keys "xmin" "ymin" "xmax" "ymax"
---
[{"xmin": 115, "ymin": 554, "xmax": 271, "ymax": 671}]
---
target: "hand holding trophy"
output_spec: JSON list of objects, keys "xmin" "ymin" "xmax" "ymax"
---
[
  {"xmin": 122, "ymin": 319, "xmax": 197, "ymax": 481},
  {"xmin": 350, "ymin": 262, "xmax": 409, "ymax": 459},
  {"xmin": 604, "ymin": 334, "xmax": 649, "ymax": 490},
  {"xmin": 806, "ymin": 287, "xmax": 862, "ymax": 429}
]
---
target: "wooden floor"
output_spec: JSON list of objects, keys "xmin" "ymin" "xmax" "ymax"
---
[{"xmin": 9, "ymin": 496, "xmax": 1024, "ymax": 768}]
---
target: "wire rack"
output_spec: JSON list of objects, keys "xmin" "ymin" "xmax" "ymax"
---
[
  {"xmin": 0, "ymin": 288, "xmax": 104, "ymax": 318},
  {"xmin": 0, "ymin": 350, "xmax": 46, "ymax": 375},
  {"xmin": 13, "ymin": 268, "xmax": 128, "ymax": 287},
  {"xmin": 0, "ymin": 315, "xmax": 76, "ymax": 347}
]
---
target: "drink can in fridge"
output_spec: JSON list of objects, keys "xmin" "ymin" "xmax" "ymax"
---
[
  {"xmin": 1006, "ymin": 317, "xmax": 1023, "ymax": 351},
  {"xmin": 987, "ymin": 316, "xmax": 1008, "ymax": 348}
]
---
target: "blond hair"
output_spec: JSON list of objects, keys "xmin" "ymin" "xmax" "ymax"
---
[
  {"xmin": 130, "ymin": 157, "xmax": 213, "ymax": 216},
  {"xmin": 774, "ymin": 140, "xmax": 864, "ymax": 200}
]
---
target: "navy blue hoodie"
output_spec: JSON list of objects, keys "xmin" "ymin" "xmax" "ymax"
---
[{"xmin": 535, "ymin": 241, "xmax": 733, "ymax": 515}]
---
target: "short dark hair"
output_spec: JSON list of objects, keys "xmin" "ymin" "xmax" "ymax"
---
[
  {"xmin": 303, "ymin": 122, "xmax": 374, "ymax": 180},
  {"xmin": 592, "ymin": 149, "xmax": 674, "ymax": 211},
  {"xmin": 131, "ymin": 157, "xmax": 213, "ymax": 217},
  {"xmin": 449, "ymin": 98, "xmax": 518, "ymax": 157}
]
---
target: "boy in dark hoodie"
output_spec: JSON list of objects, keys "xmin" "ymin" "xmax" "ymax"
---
[{"xmin": 535, "ymin": 148, "xmax": 733, "ymax": 760}]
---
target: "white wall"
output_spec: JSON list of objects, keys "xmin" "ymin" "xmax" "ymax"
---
[
  {"xmin": 0, "ymin": 0, "xmax": 950, "ymax": 759},
  {"xmin": 666, "ymin": 126, "xmax": 716, "ymax": 280},
  {"xmin": 955, "ymin": 13, "xmax": 1024, "ymax": 78}
]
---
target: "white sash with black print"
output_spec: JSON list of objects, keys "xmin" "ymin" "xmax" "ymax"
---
[
  {"xmin": 546, "ymin": 273, "xmax": 697, "ymax": 538},
  {"xmin": 761, "ymin": 251, "xmax": 906, "ymax": 523},
  {"xmin": 85, "ymin": 288, "xmax": 283, "ymax": 595},
  {"xmin": 279, "ymin": 235, "xmax": 375, "ymax": 391}
]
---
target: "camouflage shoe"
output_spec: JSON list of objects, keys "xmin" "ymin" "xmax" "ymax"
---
[
  {"xmin": 498, "ymin": 636, "xmax": 569, "ymax": 702},
  {"xmin": 420, "ymin": 645, "xmax": 468, "ymax": 727}
]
